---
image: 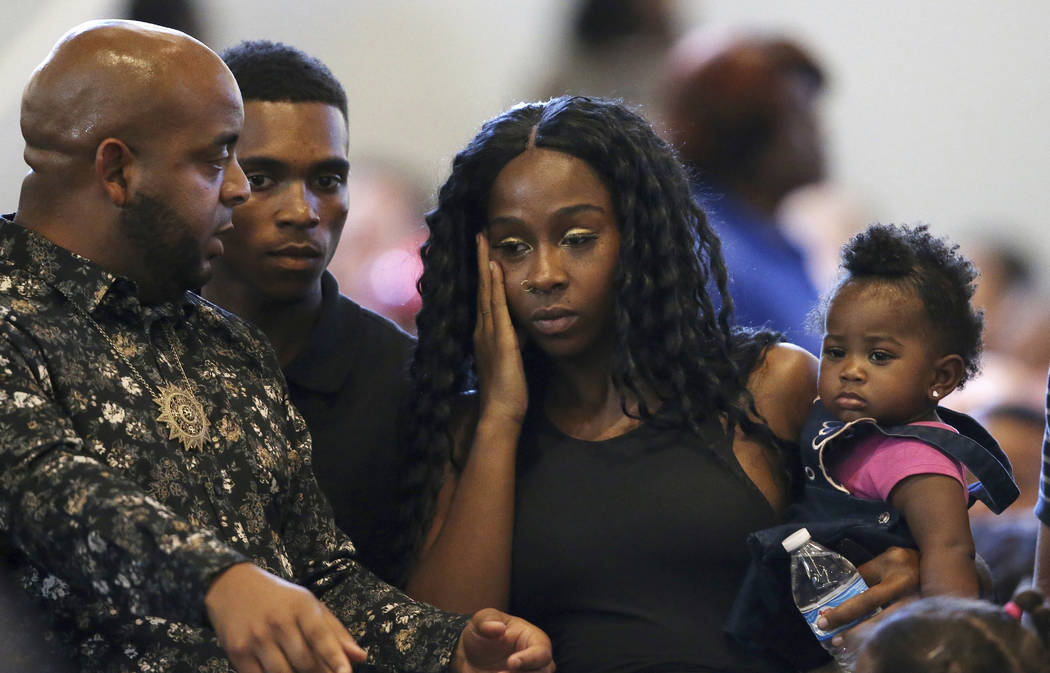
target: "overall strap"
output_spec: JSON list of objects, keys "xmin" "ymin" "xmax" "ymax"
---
[
  {"xmin": 908, "ymin": 406, "xmax": 1019, "ymax": 514},
  {"xmin": 800, "ymin": 401, "xmax": 1019, "ymax": 513}
]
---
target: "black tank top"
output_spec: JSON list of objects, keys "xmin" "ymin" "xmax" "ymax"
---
[{"xmin": 510, "ymin": 414, "xmax": 789, "ymax": 673}]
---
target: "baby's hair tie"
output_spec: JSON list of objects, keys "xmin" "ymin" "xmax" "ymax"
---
[{"xmin": 1004, "ymin": 601, "xmax": 1023, "ymax": 620}]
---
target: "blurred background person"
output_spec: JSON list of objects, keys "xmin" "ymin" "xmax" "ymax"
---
[
  {"xmin": 661, "ymin": 28, "xmax": 833, "ymax": 354},
  {"xmin": 969, "ymin": 237, "xmax": 1044, "ymax": 361},
  {"xmin": 126, "ymin": 0, "xmax": 203, "ymax": 40},
  {"xmin": 536, "ymin": 0, "xmax": 681, "ymax": 127},
  {"xmin": 967, "ymin": 401, "xmax": 1044, "ymax": 602},
  {"xmin": 958, "ymin": 236, "xmax": 1050, "ymax": 603},
  {"xmin": 953, "ymin": 236, "xmax": 1050, "ymax": 416},
  {"xmin": 949, "ymin": 235, "xmax": 1048, "ymax": 511}
]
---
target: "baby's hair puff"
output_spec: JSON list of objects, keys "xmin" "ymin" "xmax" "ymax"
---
[{"xmin": 820, "ymin": 223, "xmax": 984, "ymax": 386}]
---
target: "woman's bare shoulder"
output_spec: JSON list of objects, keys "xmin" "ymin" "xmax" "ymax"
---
[
  {"xmin": 747, "ymin": 342, "xmax": 818, "ymax": 442},
  {"xmin": 751, "ymin": 342, "xmax": 818, "ymax": 388}
]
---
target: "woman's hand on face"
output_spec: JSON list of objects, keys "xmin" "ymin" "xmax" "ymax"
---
[{"xmin": 475, "ymin": 233, "xmax": 528, "ymax": 425}]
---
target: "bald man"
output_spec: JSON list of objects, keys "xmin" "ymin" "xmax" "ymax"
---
[{"xmin": 0, "ymin": 20, "xmax": 553, "ymax": 673}]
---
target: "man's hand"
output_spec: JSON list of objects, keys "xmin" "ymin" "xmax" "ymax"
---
[
  {"xmin": 205, "ymin": 562, "xmax": 366, "ymax": 673},
  {"xmin": 816, "ymin": 546, "xmax": 919, "ymax": 653},
  {"xmin": 455, "ymin": 608, "xmax": 554, "ymax": 673},
  {"xmin": 818, "ymin": 546, "xmax": 919, "ymax": 631}
]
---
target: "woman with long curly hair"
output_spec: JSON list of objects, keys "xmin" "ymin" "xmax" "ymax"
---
[{"xmin": 395, "ymin": 96, "xmax": 903, "ymax": 673}]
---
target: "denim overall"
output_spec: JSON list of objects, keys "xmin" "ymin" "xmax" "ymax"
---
[{"xmin": 724, "ymin": 401, "xmax": 1019, "ymax": 670}]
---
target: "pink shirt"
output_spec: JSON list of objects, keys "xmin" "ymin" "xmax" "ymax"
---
[{"xmin": 830, "ymin": 421, "xmax": 967, "ymax": 502}]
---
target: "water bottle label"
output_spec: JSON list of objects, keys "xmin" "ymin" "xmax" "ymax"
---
[{"xmin": 799, "ymin": 574, "xmax": 869, "ymax": 641}]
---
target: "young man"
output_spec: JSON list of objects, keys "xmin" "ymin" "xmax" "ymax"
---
[
  {"xmin": 0, "ymin": 20, "xmax": 552, "ymax": 673},
  {"xmin": 201, "ymin": 40, "xmax": 413, "ymax": 585}
]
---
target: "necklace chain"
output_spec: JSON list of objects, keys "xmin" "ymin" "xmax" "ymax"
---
[
  {"xmin": 76, "ymin": 306, "xmax": 210, "ymax": 451},
  {"xmin": 82, "ymin": 315, "xmax": 168, "ymax": 395},
  {"xmin": 159, "ymin": 324, "xmax": 193, "ymax": 392}
]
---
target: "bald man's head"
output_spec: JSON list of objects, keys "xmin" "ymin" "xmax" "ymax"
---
[
  {"xmin": 21, "ymin": 20, "xmax": 235, "ymax": 176},
  {"xmin": 15, "ymin": 20, "xmax": 250, "ymax": 303}
]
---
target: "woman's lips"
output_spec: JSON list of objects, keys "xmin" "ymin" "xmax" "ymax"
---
[{"xmin": 530, "ymin": 307, "xmax": 578, "ymax": 336}]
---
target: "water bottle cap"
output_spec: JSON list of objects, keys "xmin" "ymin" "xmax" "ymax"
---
[{"xmin": 781, "ymin": 527, "xmax": 812, "ymax": 552}]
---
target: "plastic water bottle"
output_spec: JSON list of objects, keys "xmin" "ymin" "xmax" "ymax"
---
[{"xmin": 782, "ymin": 528, "xmax": 873, "ymax": 672}]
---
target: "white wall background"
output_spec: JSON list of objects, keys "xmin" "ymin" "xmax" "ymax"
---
[{"xmin": 2, "ymin": 0, "xmax": 1048, "ymax": 291}]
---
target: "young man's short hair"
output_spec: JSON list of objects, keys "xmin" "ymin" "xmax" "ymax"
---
[{"xmin": 221, "ymin": 39, "xmax": 347, "ymax": 120}]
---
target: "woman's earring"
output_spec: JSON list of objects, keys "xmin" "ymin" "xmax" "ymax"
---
[
  {"xmin": 931, "ymin": 389, "xmax": 940, "ymax": 399},
  {"xmin": 521, "ymin": 279, "xmax": 539, "ymax": 294}
]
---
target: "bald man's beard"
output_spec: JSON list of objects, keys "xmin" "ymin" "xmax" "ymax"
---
[{"xmin": 118, "ymin": 192, "xmax": 211, "ymax": 301}]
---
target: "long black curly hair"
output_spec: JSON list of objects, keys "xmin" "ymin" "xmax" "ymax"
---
[
  {"xmin": 815, "ymin": 222, "xmax": 984, "ymax": 385},
  {"xmin": 391, "ymin": 96, "xmax": 782, "ymax": 584}
]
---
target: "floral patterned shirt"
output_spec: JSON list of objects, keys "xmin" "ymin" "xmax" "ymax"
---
[{"xmin": 0, "ymin": 218, "xmax": 468, "ymax": 672}]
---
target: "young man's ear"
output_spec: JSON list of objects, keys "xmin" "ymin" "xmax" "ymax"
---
[
  {"xmin": 930, "ymin": 354, "xmax": 965, "ymax": 402},
  {"xmin": 95, "ymin": 138, "xmax": 137, "ymax": 207}
]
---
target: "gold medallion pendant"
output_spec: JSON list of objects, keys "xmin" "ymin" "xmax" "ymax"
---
[{"xmin": 154, "ymin": 384, "xmax": 209, "ymax": 451}]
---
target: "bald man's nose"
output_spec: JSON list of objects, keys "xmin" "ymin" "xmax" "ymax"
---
[{"xmin": 222, "ymin": 156, "xmax": 250, "ymax": 207}]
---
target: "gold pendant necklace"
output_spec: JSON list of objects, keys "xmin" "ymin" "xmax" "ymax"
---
[
  {"xmin": 152, "ymin": 380, "xmax": 209, "ymax": 451},
  {"xmin": 80, "ymin": 312, "xmax": 209, "ymax": 451}
]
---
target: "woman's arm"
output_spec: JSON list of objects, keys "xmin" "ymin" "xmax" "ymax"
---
[
  {"xmin": 405, "ymin": 235, "xmax": 527, "ymax": 613},
  {"xmin": 889, "ymin": 474, "xmax": 978, "ymax": 597},
  {"xmin": 406, "ymin": 408, "xmax": 522, "ymax": 612}
]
